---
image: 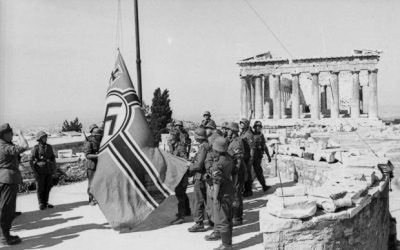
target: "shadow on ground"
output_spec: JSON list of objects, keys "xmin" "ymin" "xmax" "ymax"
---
[
  {"xmin": 4, "ymin": 223, "xmax": 109, "ymax": 250},
  {"xmin": 13, "ymin": 201, "xmax": 89, "ymax": 231},
  {"xmin": 6, "ymin": 201, "xmax": 110, "ymax": 249}
]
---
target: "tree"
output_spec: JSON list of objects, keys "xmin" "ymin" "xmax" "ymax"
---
[
  {"xmin": 149, "ymin": 88, "xmax": 173, "ymax": 146},
  {"xmin": 62, "ymin": 117, "xmax": 83, "ymax": 132}
]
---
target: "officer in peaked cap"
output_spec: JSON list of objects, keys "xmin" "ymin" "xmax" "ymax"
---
[
  {"xmin": 251, "ymin": 121, "xmax": 271, "ymax": 192},
  {"xmin": 84, "ymin": 128, "xmax": 103, "ymax": 206},
  {"xmin": 30, "ymin": 131, "xmax": 56, "ymax": 210},
  {"xmin": 187, "ymin": 127, "xmax": 211, "ymax": 232},
  {"xmin": 0, "ymin": 124, "xmax": 28, "ymax": 245},
  {"xmin": 204, "ymin": 137, "xmax": 234, "ymax": 250},
  {"xmin": 201, "ymin": 111, "xmax": 216, "ymax": 129}
]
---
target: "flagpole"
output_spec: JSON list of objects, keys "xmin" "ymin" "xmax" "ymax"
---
[{"xmin": 134, "ymin": 0, "xmax": 143, "ymax": 106}]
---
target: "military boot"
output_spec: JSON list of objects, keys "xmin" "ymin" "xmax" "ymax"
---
[
  {"xmin": 188, "ymin": 222, "xmax": 206, "ymax": 232},
  {"xmin": 204, "ymin": 231, "xmax": 221, "ymax": 241},
  {"xmin": 214, "ymin": 231, "xmax": 232, "ymax": 250}
]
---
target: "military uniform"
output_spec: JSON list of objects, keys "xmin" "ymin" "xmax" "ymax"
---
[
  {"xmin": 252, "ymin": 131, "xmax": 271, "ymax": 191},
  {"xmin": 227, "ymin": 134, "xmax": 246, "ymax": 225},
  {"xmin": 170, "ymin": 125, "xmax": 191, "ymax": 222},
  {"xmin": 201, "ymin": 118, "xmax": 216, "ymax": 128},
  {"xmin": 240, "ymin": 129, "xmax": 255, "ymax": 196},
  {"xmin": 0, "ymin": 138, "xmax": 26, "ymax": 243},
  {"xmin": 84, "ymin": 135, "xmax": 101, "ymax": 204},
  {"xmin": 207, "ymin": 142, "xmax": 234, "ymax": 249},
  {"xmin": 188, "ymin": 139, "xmax": 210, "ymax": 230},
  {"xmin": 30, "ymin": 141, "xmax": 56, "ymax": 208}
]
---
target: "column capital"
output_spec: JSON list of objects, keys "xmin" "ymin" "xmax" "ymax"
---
[
  {"xmin": 291, "ymin": 72, "xmax": 301, "ymax": 77},
  {"xmin": 240, "ymin": 75, "xmax": 250, "ymax": 79},
  {"xmin": 310, "ymin": 71, "xmax": 320, "ymax": 76},
  {"xmin": 330, "ymin": 70, "xmax": 340, "ymax": 75},
  {"xmin": 272, "ymin": 73, "xmax": 281, "ymax": 77},
  {"xmin": 351, "ymin": 70, "xmax": 360, "ymax": 74},
  {"xmin": 369, "ymin": 68, "xmax": 378, "ymax": 73}
]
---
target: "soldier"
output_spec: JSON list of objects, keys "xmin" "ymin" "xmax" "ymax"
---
[
  {"xmin": 204, "ymin": 137, "xmax": 234, "ymax": 250},
  {"xmin": 220, "ymin": 122, "xmax": 229, "ymax": 138},
  {"xmin": 187, "ymin": 128, "xmax": 210, "ymax": 232},
  {"xmin": 201, "ymin": 111, "xmax": 216, "ymax": 128},
  {"xmin": 239, "ymin": 118, "xmax": 255, "ymax": 197},
  {"xmin": 170, "ymin": 121, "xmax": 191, "ymax": 224},
  {"xmin": 30, "ymin": 131, "xmax": 56, "ymax": 210},
  {"xmin": 252, "ymin": 121, "xmax": 271, "ymax": 192},
  {"xmin": 88, "ymin": 124, "xmax": 98, "ymax": 134},
  {"xmin": 84, "ymin": 128, "xmax": 103, "ymax": 205},
  {"xmin": 205, "ymin": 121, "xmax": 222, "ymax": 146},
  {"xmin": 0, "ymin": 124, "xmax": 28, "ymax": 245},
  {"xmin": 226, "ymin": 122, "xmax": 246, "ymax": 226}
]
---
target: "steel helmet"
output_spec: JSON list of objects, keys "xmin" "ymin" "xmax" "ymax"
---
[
  {"xmin": 203, "ymin": 111, "xmax": 211, "ymax": 117},
  {"xmin": 227, "ymin": 122, "xmax": 239, "ymax": 132},
  {"xmin": 89, "ymin": 124, "xmax": 99, "ymax": 133},
  {"xmin": 175, "ymin": 120, "xmax": 183, "ymax": 127},
  {"xmin": 239, "ymin": 118, "xmax": 250, "ymax": 127},
  {"xmin": 36, "ymin": 131, "xmax": 48, "ymax": 141},
  {"xmin": 253, "ymin": 121, "xmax": 263, "ymax": 128},
  {"xmin": 212, "ymin": 137, "xmax": 229, "ymax": 153},
  {"xmin": 194, "ymin": 127, "xmax": 207, "ymax": 140}
]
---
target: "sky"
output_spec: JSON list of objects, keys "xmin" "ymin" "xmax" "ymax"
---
[{"xmin": 1, "ymin": 0, "xmax": 400, "ymax": 128}]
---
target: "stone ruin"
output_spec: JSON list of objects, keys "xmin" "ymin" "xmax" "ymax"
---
[{"xmin": 259, "ymin": 132, "xmax": 396, "ymax": 249}]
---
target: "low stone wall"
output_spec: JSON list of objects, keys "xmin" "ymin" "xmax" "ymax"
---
[{"xmin": 260, "ymin": 155, "xmax": 392, "ymax": 250}]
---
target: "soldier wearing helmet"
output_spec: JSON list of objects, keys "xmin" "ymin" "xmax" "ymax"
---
[
  {"xmin": 84, "ymin": 128, "xmax": 103, "ymax": 206},
  {"xmin": 201, "ymin": 111, "xmax": 216, "ymax": 128},
  {"xmin": 204, "ymin": 137, "xmax": 234, "ymax": 250},
  {"xmin": 187, "ymin": 127, "xmax": 211, "ymax": 232},
  {"xmin": 0, "ymin": 124, "xmax": 28, "ymax": 245},
  {"xmin": 251, "ymin": 121, "xmax": 271, "ymax": 192},
  {"xmin": 30, "ymin": 131, "xmax": 56, "ymax": 210},
  {"xmin": 226, "ymin": 122, "xmax": 246, "ymax": 226},
  {"xmin": 239, "ymin": 118, "xmax": 255, "ymax": 197},
  {"xmin": 220, "ymin": 122, "xmax": 229, "ymax": 138},
  {"xmin": 204, "ymin": 121, "xmax": 222, "ymax": 147},
  {"xmin": 170, "ymin": 121, "xmax": 191, "ymax": 225}
]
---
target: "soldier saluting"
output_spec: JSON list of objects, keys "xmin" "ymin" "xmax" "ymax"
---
[
  {"xmin": 30, "ymin": 131, "xmax": 56, "ymax": 210},
  {"xmin": 0, "ymin": 124, "xmax": 28, "ymax": 246}
]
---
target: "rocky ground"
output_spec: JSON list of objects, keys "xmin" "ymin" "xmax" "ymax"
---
[{"xmin": 5, "ymin": 129, "xmax": 400, "ymax": 250}]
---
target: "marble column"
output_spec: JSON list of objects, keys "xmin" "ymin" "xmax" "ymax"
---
[
  {"xmin": 272, "ymin": 74, "xmax": 281, "ymax": 120},
  {"xmin": 291, "ymin": 73, "xmax": 300, "ymax": 119},
  {"xmin": 263, "ymin": 75, "xmax": 272, "ymax": 119},
  {"xmin": 351, "ymin": 70, "xmax": 360, "ymax": 118},
  {"xmin": 368, "ymin": 69, "xmax": 378, "ymax": 119},
  {"xmin": 240, "ymin": 76, "xmax": 248, "ymax": 118},
  {"xmin": 362, "ymin": 85, "xmax": 369, "ymax": 114},
  {"xmin": 245, "ymin": 76, "xmax": 251, "ymax": 119},
  {"xmin": 330, "ymin": 71, "xmax": 340, "ymax": 119},
  {"xmin": 255, "ymin": 75, "xmax": 263, "ymax": 119},
  {"xmin": 321, "ymin": 85, "xmax": 328, "ymax": 115},
  {"xmin": 250, "ymin": 79, "xmax": 255, "ymax": 118},
  {"xmin": 311, "ymin": 72, "xmax": 320, "ymax": 119}
]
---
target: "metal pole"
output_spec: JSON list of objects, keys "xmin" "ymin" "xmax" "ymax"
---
[{"xmin": 134, "ymin": 0, "xmax": 143, "ymax": 106}]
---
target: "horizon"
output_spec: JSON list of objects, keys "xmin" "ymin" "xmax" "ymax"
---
[{"xmin": 2, "ymin": 0, "xmax": 400, "ymax": 128}]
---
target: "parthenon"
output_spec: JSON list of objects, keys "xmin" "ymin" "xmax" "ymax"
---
[{"xmin": 238, "ymin": 50, "xmax": 381, "ymax": 121}]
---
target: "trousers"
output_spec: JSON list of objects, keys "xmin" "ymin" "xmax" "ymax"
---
[
  {"xmin": 175, "ymin": 173, "xmax": 190, "ymax": 217},
  {"xmin": 0, "ymin": 183, "xmax": 18, "ymax": 240},
  {"xmin": 214, "ymin": 194, "xmax": 233, "ymax": 246},
  {"xmin": 193, "ymin": 179, "xmax": 206, "ymax": 223},
  {"xmin": 205, "ymin": 182, "xmax": 214, "ymax": 223},
  {"xmin": 244, "ymin": 156, "xmax": 266, "ymax": 192},
  {"xmin": 35, "ymin": 173, "xmax": 53, "ymax": 205},
  {"xmin": 232, "ymin": 167, "xmax": 245, "ymax": 222},
  {"xmin": 87, "ymin": 168, "xmax": 96, "ymax": 202}
]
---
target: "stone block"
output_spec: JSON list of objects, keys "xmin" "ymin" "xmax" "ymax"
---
[
  {"xmin": 273, "ymin": 185, "xmax": 306, "ymax": 197},
  {"xmin": 259, "ymin": 207, "xmax": 302, "ymax": 233},
  {"xmin": 266, "ymin": 195, "xmax": 317, "ymax": 219}
]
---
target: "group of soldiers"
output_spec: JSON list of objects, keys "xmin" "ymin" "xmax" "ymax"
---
[
  {"xmin": 167, "ymin": 111, "xmax": 271, "ymax": 250},
  {"xmin": 0, "ymin": 122, "xmax": 103, "ymax": 246}
]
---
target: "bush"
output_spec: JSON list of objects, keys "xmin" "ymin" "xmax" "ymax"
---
[{"xmin": 62, "ymin": 117, "xmax": 83, "ymax": 132}]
